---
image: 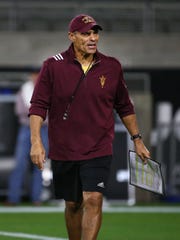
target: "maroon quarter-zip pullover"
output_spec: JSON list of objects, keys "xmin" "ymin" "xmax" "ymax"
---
[{"xmin": 29, "ymin": 45, "xmax": 135, "ymax": 161}]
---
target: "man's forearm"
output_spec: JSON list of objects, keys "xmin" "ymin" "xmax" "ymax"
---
[
  {"xmin": 29, "ymin": 115, "xmax": 44, "ymax": 144},
  {"xmin": 29, "ymin": 114, "xmax": 46, "ymax": 170},
  {"xmin": 121, "ymin": 114, "xmax": 150, "ymax": 162},
  {"xmin": 121, "ymin": 114, "xmax": 140, "ymax": 137}
]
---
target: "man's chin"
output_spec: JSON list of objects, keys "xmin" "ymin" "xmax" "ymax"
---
[{"xmin": 86, "ymin": 49, "xmax": 96, "ymax": 54}]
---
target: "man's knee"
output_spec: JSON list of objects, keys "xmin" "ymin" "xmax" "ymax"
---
[
  {"xmin": 83, "ymin": 192, "xmax": 103, "ymax": 209},
  {"xmin": 65, "ymin": 201, "xmax": 82, "ymax": 213}
]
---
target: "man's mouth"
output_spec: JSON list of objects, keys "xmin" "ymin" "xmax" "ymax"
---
[{"xmin": 87, "ymin": 43, "xmax": 96, "ymax": 49}]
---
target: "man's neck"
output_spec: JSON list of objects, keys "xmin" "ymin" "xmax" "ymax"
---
[{"xmin": 75, "ymin": 52, "xmax": 94, "ymax": 66}]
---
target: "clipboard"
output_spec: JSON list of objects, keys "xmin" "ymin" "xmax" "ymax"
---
[{"xmin": 128, "ymin": 150, "xmax": 165, "ymax": 195}]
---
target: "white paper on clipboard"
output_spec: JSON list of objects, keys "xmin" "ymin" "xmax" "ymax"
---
[{"xmin": 129, "ymin": 150, "xmax": 165, "ymax": 195}]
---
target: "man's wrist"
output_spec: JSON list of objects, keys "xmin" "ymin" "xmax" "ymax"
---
[{"xmin": 131, "ymin": 133, "xmax": 142, "ymax": 141}]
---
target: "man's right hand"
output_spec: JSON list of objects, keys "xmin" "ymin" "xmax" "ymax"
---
[{"xmin": 30, "ymin": 142, "xmax": 46, "ymax": 170}]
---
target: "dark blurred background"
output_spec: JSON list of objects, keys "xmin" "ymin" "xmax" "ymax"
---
[{"xmin": 0, "ymin": 0, "xmax": 180, "ymax": 205}]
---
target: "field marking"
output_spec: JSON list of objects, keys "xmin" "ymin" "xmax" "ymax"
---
[
  {"xmin": 0, "ymin": 231, "xmax": 67, "ymax": 240},
  {"xmin": 0, "ymin": 206, "xmax": 180, "ymax": 213},
  {"xmin": 104, "ymin": 206, "xmax": 180, "ymax": 213}
]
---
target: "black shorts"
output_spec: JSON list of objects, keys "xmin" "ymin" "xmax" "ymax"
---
[{"xmin": 51, "ymin": 155, "xmax": 112, "ymax": 202}]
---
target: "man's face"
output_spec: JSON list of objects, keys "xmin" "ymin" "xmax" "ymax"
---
[{"xmin": 69, "ymin": 29, "xmax": 99, "ymax": 56}]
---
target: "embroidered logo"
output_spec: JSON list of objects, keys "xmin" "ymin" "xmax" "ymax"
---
[
  {"xmin": 99, "ymin": 75, "xmax": 106, "ymax": 88},
  {"xmin": 82, "ymin": 16, "xmax": 95, "ymax": 24}
]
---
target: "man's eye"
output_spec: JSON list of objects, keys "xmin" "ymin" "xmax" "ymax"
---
[{"xmin": 81, "ymin": 32, "xmax": 89, "ymax": 36}]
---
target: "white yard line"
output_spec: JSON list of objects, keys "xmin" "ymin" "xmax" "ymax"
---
[
  {"xmin": 0, "ymin": 206, "xmax": 65, "ymax": 213},
  {"xmin": 0, "ymin": 231, "xmax": 67, "ymax": 240},
  {"xmin": 103, "ymin": 206, "xmax": 180, "ymax": 213},
  {"xmin": 0, "ymin": 206, "xmax": 180, "ymax": 213}
]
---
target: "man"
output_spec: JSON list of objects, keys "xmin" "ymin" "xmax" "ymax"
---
[
  {"xmin": 29, "ymin": 14, "xmax": 150, "ymax": 240},
  {"xmin": 7, "ymin": 69, "xmax": 48, "ymax": 205}
]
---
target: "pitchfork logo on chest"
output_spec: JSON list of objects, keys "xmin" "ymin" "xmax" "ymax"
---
[{"xmin": 99, "ymin": 75, "xmax": 106, "ymax": 88}]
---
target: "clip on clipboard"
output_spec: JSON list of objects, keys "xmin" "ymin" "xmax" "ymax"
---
[{"xmin": 129, "ymin": 150, "xmax": 165, "ymax": 195}]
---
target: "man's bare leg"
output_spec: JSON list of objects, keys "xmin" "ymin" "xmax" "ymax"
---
[
  {"xmin": 65, "ymin": 201, "xmax": 83, "ymax": 240},
  {"xmin": 81, "ymin": 191, "xmax": 103, "ymax": 240}
]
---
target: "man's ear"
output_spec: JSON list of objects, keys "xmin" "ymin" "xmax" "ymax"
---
[{"xmin": 68, "ymin": 32, "xmax": 75, "ymax": 42}]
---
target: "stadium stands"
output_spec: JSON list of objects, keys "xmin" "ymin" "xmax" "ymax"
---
[{"xmin": 0, "ymin": 0, "xmax": 180, "ymax": 33}]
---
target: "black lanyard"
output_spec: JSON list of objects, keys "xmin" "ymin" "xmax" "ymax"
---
[{"xmin": 63, "ymin": 62, "xmax": 93, "ymax": 120}]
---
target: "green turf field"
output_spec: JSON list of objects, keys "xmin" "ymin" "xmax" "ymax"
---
[{"xmin": 0, "ymin": 207, "xmax": 180, "ymax": 240}]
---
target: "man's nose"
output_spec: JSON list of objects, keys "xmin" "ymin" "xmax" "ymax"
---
[{"xmin": 89, "ymin": 33, "xmax": 96, "ymax": 40}]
